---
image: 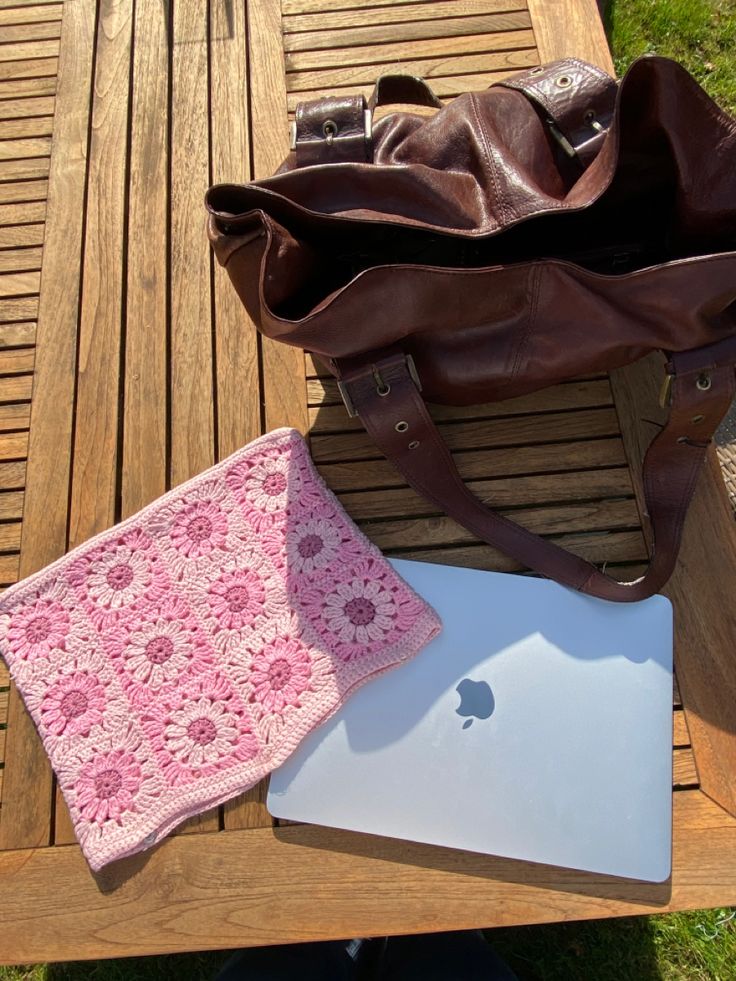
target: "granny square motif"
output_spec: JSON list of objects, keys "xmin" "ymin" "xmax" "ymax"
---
[{"xmin": 0, "ymin": 429, "xmax": 441, "ymax": 870}]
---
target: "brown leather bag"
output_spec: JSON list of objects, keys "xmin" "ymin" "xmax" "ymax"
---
[{"xmin": 206, "ymin": 56, "xmax": 736, "ymax": 601}]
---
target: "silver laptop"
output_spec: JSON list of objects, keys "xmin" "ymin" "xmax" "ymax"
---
[{"xmin": 268, "ymin": 559, "xmax": 673, "ymax": 882}]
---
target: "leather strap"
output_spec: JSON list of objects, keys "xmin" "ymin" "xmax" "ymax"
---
[
  {"xmin": 336, "ymin": 337, "xmax": 736, "ymax": 601},
  {"xmin": 292, "ymin": 75, "xmax": 442, "ymax": 167},
  {"xmin": 498, "ymin": 58, "xmax": 617, "ymax": 167}
]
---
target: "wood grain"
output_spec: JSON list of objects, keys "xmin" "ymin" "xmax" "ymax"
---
[
  {"xmin": 0, "ymin": 182, "xmax": 48, "ymax": 205},
  {"xmin": 0, "ymin": 4, "xmax": 61, "ymax": 25},
  {"xmin": 0, "ymin": 20, "xmax": 60, "ymax": 42},
  {"xmin": 527, "ymin": 0, "xmax": 614, "ymax": 73},
  {"xmin": 248, "ymin": 0, "xmax": 307, "ymax": 434},
  {"xmin": 0, "ymin": 115, "xmax": 54, "ymax": 140},
  {"xmin": 0, "ymin": 250, "xmax": 43, "ymax": 274},
  {"xmin": 283, "ymin": 0, "xmax": 528, "ymax": 32},
  {"xmin": 0, "ymin": 461, "xmax": 25, "ymax": 488},
  {"xmin": 0, "ymin": 0, "xmax": 95, "ymax": 853},
  {"xmin": 0, "ymin": 157, "xmax": 50, "ymax": 181},
  {"xmin": 0, "ymin": 273, "xmax": 40, "ymax": 299},
  {"xmin": 0, "ymin": 75, "xmax": 57, "ymax": 98},
  {"xmin": 611, "ymin": 355, "xmax": 736, "ymax": 817},
  {"xmin": 4, "ymin": 790, "xmax": 736, "ymax": 963},
  {"xmin": 122, "ymin": 0, "xmax": 168, "ymax": 516},
  {"xmin": 0, "ymin": 57, "xmax": 57, "ymax": 82},
  {"xmin": 283, "ymin": 12, "xmax": 532, "ymax": 52},
  {"xmin": 0, "ymin": 403, "xmax": 30, "ymax": 431}
]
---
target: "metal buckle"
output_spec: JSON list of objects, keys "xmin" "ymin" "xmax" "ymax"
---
[{"xmin": 337, "ymin": 354, "xmax": 422, "ymax": 419}]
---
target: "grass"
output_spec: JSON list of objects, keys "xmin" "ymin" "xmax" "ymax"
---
[
  {"xmin": 605, "ymin": 0, "xmax": 736, "ymax": 113},
  {"xmin": 2, "ymin": 2, "xmax": 736, "ymax": 979}
]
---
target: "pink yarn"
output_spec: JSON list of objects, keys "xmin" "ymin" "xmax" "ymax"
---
[{"xmin": 0, "ymin": 429, "xmax": 441, "ymax": 871}]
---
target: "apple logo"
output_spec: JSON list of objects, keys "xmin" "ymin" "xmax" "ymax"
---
[{"xmin": 455, "ymin": 678, "xmax": 495, "ymax": 729}]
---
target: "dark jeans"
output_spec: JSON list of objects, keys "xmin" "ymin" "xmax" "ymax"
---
[{"xmin": 216, "ymin": 930, "xmax": 518, "ymax": 980}]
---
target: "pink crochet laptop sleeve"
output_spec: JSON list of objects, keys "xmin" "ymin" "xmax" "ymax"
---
[{"xmin": 0, "ymin": 428, "xmax": 441, "ymax": 871}]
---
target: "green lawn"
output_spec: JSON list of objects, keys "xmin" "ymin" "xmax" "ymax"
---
[{"xmin": 3, "ymin": 2, "xmax": 736, "ymax": 979}]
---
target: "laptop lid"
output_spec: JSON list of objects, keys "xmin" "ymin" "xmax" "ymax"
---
[{"xmin": 268, "ymin": 559, "xmax": 673, "ymax": 882}]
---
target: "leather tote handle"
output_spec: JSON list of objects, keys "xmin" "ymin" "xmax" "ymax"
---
[{"xmin": 337, "ymin": 337, "xmax": 736, "ymax": 602}]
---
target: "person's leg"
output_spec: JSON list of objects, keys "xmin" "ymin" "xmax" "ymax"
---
[
  {"xmin": 378, "ymin": 930, "xmax": 518, "ymax": 981},
  {"xmin": 215, "ymin": 939, "xmax": 358, "ymax": 981}
]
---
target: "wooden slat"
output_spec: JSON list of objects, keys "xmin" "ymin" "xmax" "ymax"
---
[
  {"xmin": 611, "ymin": 355, "xmax": 736, "ymax": 819},
  {"xmin": 0, "ymin": 4, "xmax": 61, "ymax": 25},
  {"xmin": 0, "ymin": 57, "xmax": 57, "ymax": 82},
  {"xmin": 0, "ymin": 250, "xmax": 42, "ymax": 274},
  {"xmin": 284, "ymin": 12, "xmax": 532, "ymax": 52},
  {"xmin": 0, "ymin": 98, "xmax": 54, "ymax": 119},
  {"xmin": 0, "ymin": 461, "xmax": 24, "ymax": 488},
  {"xmin": 312, "ymin": 407, "xmax": 622, "ymax": 463},
  {"xmin": 0, "ymin": 346, "xmax": 34, "ymax": 372},
  {"xmin": 0, "ymin": 40, "xmax": 59, "ymax": 63},
  {"xmin": 0, "ymin": 181, "xmax": 47, "ymax": 204},
  {"xmin": 7, "ymin": 790, "xmax": 736, "ymax": 962},
  {"xmin": 362, "ymin": 498, "xmax": 640, "ymax": 551},
  {"xmin": 0, "ymin": 295, "xmax": 38, "ymax": 320},
  {"xmin": 0, "ymin": 403, "xmax": 30, "ymax": 430},
  {"xmin": 0, "ymin": 20, "xmax": 60, "ymax": 42},
  {"xmin": 121, "ymin": 0, "xmax": 167, "ymax": 517},
  {"xmin": 0, "ymin": 521, "xmax": 21, "ymax": 553},
  {"xmin": 673, "ymin": 748, "xmax": 699, "ymax": 788},
  {"xmin": 0, "ymin": 75, "xmax": 56, "ymax": 98},
  {"xmin": 249, "ymin": 0, "xmax": 308, "ymax": 434},
  {"xmin": 319, "ymin": 438, "xmax": 628, "ymax": 492},
  {"xmin": 0, "ymin": 0, "xmax": 95, "ymax": 853},
  {"xmin": 0, "ymin": 224, "xmax": 44, "ymax": 248},
  {"xmin": 0, "ymin": 137, "xmax": 51, "ymax": 160},
  {"xmin": 527, "ymin": 0, "xmax": 614, "ymax": 72},
  {"xmin": 0, "ymin": 432, "xmax": 27, "ymax": 459},
  {"xmin": 0, "ymin": 157, "xmax": 48, "ymax": 180},
  {"xmin": 0, "ymin": 374, "xmax": 31, "ymax": 400},
  {"xmin": 169, "ymin": 0, "xmax": 218, "ymax": 835},
  {"xmin": 339, "ymin": 468, "xmax": 634, "ymax": 521},
  {"xmin": 0, "ymin": 489, "xmax": 23, "ymax": 520},
  {"xmin": 0, "ymin": 115, "xmax": 53, "ymax": 139},
  {"xmin": 284, "ymin": 0, "xmax": 520, "ymax": 12},
  {"xmin": 0, "ymin": 551, "xmax": 18, "ymax": 583},
  {"xmin": 210, "ymin": 0, "xmax": 260, "ymax": 460},
  {"xmin": 0, "ymin": 0, "xmax": 61, "ymax": 8},
  {"xmin": 287, "ymin": 27, "xmax": 536, "ymax": 71},
  {"xmin": 287, "ymin": 48, "xmax": 539, "ymax": 93},
  {"xmin": 283, "ymin": 0, "xmax": 529, "ymax": 32},
  {"xmin": 673, "ymin": 710, "xmax": 691, "ymax": 747},
  {"xmin": 0, "ymin": 272, "xmax": 39, "ymax": 298},
  {"xmin": 287, "ymin": 66, "xmax": 531, "ymax": 107},
  {"xmin": 0, "ymin": 203, "xmax": 47, "ymax": 230},
  {"xmin": 53, "ymin": 0, "xmax": 134, "ymax": 848}
]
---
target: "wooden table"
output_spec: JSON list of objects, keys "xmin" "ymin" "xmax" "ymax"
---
[{"xmin": 1, "ymin": 0, "xmax": 736, "ymax": 964}]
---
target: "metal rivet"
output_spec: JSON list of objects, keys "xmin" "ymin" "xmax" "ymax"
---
[
  {"xmin": 677, "ymin": 436, "xmax": 689, "ymax": 444},
  {"xmin": 691, "ymin": 414, "xmax": 705, "ymax": 424},
  {"xmin": 322, "ymin": 119, "xmax": 338, "ymax": 145},
  {"xmin": 395, "ymin": 421, "xmax": 409, "ymax": 433},
  {"xmin": 530, "ymin": 67, "xmax": 544, "ymax": 75},
  {"xmin": 696, "ymin": 374, "xmax": 712, "ymax": 391},
  {"xmin": 408, "ymin": 440, "xmax": 420, "ymax": 450},
  {"xmin": 556, "ymin": 75, "xmax": 572, "ymax": 88},
  {"xmin": 376, "ymin": 383, "xmax": 391, "ymax": 397}
]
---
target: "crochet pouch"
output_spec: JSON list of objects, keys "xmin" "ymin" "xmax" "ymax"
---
[{"xmin": 0, "ymin": 428, "xmax": 441, "ymax": 870}]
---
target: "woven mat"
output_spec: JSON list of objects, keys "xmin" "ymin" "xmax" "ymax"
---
[{"xmin": 716, "ymin": 398, "xmax": 736, "ymax": 514}]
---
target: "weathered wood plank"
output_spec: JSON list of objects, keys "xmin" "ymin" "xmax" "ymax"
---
[
  {"xmin": 249, "ymin": 0, "xmax": 308, "ymax": 434},
  {"xmin": 122, "ymin": 0, "xmax": 168, "ymax": 517},
  {"xmin": 284, "ymin": 12, "xmax": 532, "ymax": 52},
  {"xmin": 673, "ymin": 748, "xmax": 699, "ymax": 789},
  {"xmin": 0, "ymin": 0, "xmax": 96, "ymax": 853},
  {"xmin": 0, "ymin": 431, "xmax": 27, "ymax": 459},
  {"xmin": 611, "ymin": 354, "xmax": 736, "ymax": 819},
  {"xmin": 0, "ymin": 4, "xmax": 61, "ymax": 25},
  {"xmin": 0, "ymin": 20, "xmax": 60, "ymax": 41},
  {"xmin": 286, "ymin": 28, "xmax": 536, "ymax": 72},
  {"xmin": 0, "ymin": 374, "xmax": 32, "ymax": 401},
  {"xmin": 527, "ymin": 0, "xmax": 614, "ymax": 72},
  {"xmin": 0, "ymin": 39, "xmax": 59, "ymax": 63},
  {"xmin": 0, "ymin": 272, "xmax": 39, "ymax": 298},
  {"xmin": 0, "ymin": 182, "xmax": 47, "ymax": 205},
  {"xmin": 0, "ymin": 346, "xmax": 33, "ymax": 372},
  {"xmin": 0, "ymin": 57, "xmax": 57, "ymax": 81},
  {"xmin": 0, "ymin": 224, "xmax": 44, "ymax": 248},
  {"xmin": 0, "ymin": 460, "xmax": 24, "ymax": 488},
  {"xmin": 169, "ymin": 0, "xmax": 219, "ymax": 835},
  {"xmin": 284, "ymin": 0, "xmax": 523, "ymax": 12},
  {"xmin": 0, "ymin": 98, "xmax": 54, "ymax": 120},
  {"xmin": 0, "ymin": 551, "xmax": 18, "ymax": 583},
  {"xmin": 0, "ymin": 75, "xmax": 56, "ymax": 99},
  {"xmin": 0, "ymin": 157, "xmax": 49, "ymax": 180},
  {"xmin": 339, "ymin": 468, "xmax": 634, "ymax": 521},
  {"xmin": 7, "ymin": 790, "xmax": 736, "ymax": 963},
  {"xmin": 0, "ymin": 295, "xmax": 38, "ymax": 320},
  {"xmin": 283, "ymin": 0, "xmax": 528, "ymax": 32},
  {"xmin": 312, "ymin": 407, "xmax": 622, "ymax": 463},
  {"xmin": 0, "ymin": 402, "xmax": 30, "ymax": 431},
  {"xmin": 0, "ymin": 489, "xmax": 23, "ymax": 520},
  {"xmin": 0, "ymin": 249, "xmax": 42, "ymax": 273},
  {"xmin": 0, "ymin": 522, "xmax": 20, "ymax": 550},
  {"xmin": 0, "ymin": 137, "xmax": 51, "ymax": 160},
  {"xmin": 319, "ymin": 438, "xmax": 628, "ymax": 492},
  {"xmin": 0, "ymin": 115, "xmax": 53, "ymax": 139},
  {"xmin": 287, "ymin": 48, "xmax": 539, "ymax": 92},
  {"xmin": 673, "ymin": 710, "xmax": 691, "ymax": 748}
]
